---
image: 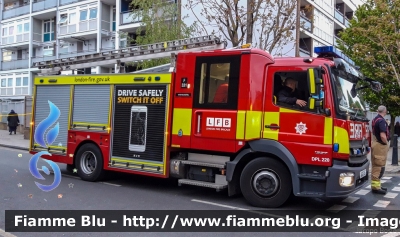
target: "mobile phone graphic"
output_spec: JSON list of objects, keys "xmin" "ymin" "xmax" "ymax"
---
[{"xmin": 129, "ymin": 105, "xmax": 147, "ymax": 152}]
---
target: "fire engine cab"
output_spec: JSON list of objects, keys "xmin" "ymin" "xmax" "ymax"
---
[{"xmin": 29, "ymin": 36, "xmax": 382, "ymax": 208}]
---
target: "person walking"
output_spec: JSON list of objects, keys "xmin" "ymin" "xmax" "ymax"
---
[
  {"xmin": 370, "ymin": 105, "xmax": 390, "ymax": 194},
  {"xmin": 7, "ymin": 109, "xmax": 20, "ymax": 135},
  {"xmin": 395, "ymin": 121, "xmax": 400, "ymax": 137}
]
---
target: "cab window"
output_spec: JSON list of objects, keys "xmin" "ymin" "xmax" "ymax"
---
[
  {"xmin": 193, "ymin": 55, "xmax": 240, "ymax": 110},
  {"xmin": 272, "ymin": 70, "xmax": 319, "ymax": 113}
]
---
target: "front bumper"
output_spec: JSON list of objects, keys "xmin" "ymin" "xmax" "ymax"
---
[{"xmin": 325, "ymin": 159, "xmax": 370, "ymax": 197}]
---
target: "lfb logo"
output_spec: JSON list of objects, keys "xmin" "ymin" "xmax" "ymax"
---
[
  {"xmin": 206, "ymin": 117, "xmax": 231, "ymax": 128},
  {"xmin": 29, "ymin": 101, "xmax": 62, "ymax": 192}
]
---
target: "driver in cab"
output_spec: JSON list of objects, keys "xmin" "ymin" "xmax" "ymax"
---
[{"xmin": 277, "ymin": 77, "xmax": 307, "ymax": 107}]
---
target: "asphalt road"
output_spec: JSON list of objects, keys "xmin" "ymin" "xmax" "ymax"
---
[{"xmin": 1, "ymin": 147, "xmax": 400, "ymax": 237}]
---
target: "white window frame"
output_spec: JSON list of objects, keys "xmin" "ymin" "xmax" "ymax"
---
[
  {"xmin": 14, "ymin": 75, "xmax": 29, "ymax": 95},
  {"xmin": 2, "ymin": 51, "xmax": 12, "ymax": 62}
]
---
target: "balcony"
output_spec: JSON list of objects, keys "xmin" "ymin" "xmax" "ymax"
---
[
  {"xmin": 59, "ymin": 19, "xmax": 97, "ymax": 36},
  {"xmin": 344, "ymin": 18, "xmax": 350, "ymax": 27},
  {"xmin": 58, "ymin": 49, "xmax": 98, "ymax": 59},
  {"xmin": 300, "ymin": 16, "xmax": 312, "ymax": 33},
  {"xmin": 1, "ymin": 33, "xmax": 30, "ymax": 46},
  {"xmin": 33, "ymin": 0, "xmax": 58, "ymax": 13},
  {"xmin": 334, "ymin": 9, "xmax": 344, "ymax": 25},
  {"xmin": 59, "ymin": 0, "xmax": 79, "ymax": 6},
  {"xmin": 1, "ymin": 59, "xmax": 29, "ymax": 70},
  {"xmin": 32, "ymin": 55, "xmax": 57, "ymax": 64},
  {"xmin": 2, "ymin": 3, "xmax": 30, "ymax": 20},
  {"xmin": 120, "ymin": 10, "xmax": 143, "ymax": 25}
]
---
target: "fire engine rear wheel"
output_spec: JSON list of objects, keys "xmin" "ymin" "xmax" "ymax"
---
[
  {"xmin": 75, "ymin": 143, "xmax": 105, "ymax": 182},
  {"xmin": 240, "ymin": 157, "xmax": 292, "ymax": 208}
]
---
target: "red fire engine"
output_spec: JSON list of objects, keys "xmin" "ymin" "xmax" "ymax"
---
[{"xmin": 29, "ymin": 36, "xmax": 382, "ymax": 207}]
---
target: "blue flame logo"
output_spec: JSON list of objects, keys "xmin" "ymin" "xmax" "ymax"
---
[{"xmin": 29, "ymin": 101, "xmax": 62, "ymax": 192}]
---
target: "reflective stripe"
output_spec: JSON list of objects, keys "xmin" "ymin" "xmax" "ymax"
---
[
  {"xmin": 334, "ymin": 126, "xmax": 350, "ymax": 154},
  {"xmin": 324, "ymin": 117, "xmax": 333, "ymax": 145},
  {"xmin": 371, "ymin": 180, "xmax": 381, "ymax": 189}
]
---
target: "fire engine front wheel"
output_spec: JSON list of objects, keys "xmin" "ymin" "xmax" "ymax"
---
[
  {"xmin": 240, "ymin": 157, "xmax": 292, "ymax": 208},
  {"xmin": 75, "ymin": 143, "xmax": 105, "ymax": 182}
]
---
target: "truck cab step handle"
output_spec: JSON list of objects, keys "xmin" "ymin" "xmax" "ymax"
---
[{"xmin": 265, "ymin": 124, "xmax": 280, "ymax": 129}]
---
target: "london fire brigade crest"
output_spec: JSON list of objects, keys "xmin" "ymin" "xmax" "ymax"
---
[{"xmin": 295, "ymin": 122, "xmax": 307, "ymax": 135}]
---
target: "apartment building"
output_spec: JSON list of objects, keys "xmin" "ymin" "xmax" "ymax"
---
[
  {"xmin": 298, "ymin": 0, "xmax": 365, "ymax": 57},
  {"xmin": 0, "ymin": 0, "xmax": 147, "ymax": 127}
]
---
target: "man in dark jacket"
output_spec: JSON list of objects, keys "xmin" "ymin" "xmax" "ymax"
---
[
  {"xmin": 277, "ymin": 77, "xmax": 307, "ymax": 107},
  {"xmin": 7, "ymin": 109, "xmax": 20, "ymax": 135}
]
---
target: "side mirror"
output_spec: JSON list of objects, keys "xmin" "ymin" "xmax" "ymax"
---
[{"xmin": 370, "ymin": 81, "xmax": 382, "ymax": 92}]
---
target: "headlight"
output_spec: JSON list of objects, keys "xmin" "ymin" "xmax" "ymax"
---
[{"xmin": 339, "ymin": 172, "xmax": 355, "ymax": 187}]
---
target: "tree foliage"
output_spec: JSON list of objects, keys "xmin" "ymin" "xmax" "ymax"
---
[
  {"xmin": 337, "ymin": 0, "xmax": 400, "ymax": 138},
  {"xmin": 127, "ymin": 0, "xmax": 196, "ymax": 69},
  {"xmin": 183, "ymin": 0, "xmax": 297, "ymax": 56}
]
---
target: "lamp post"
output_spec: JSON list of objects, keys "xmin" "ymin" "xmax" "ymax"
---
[{"xmin": 295, "ymin": 0, "xmax": 300, "ymax": 57}]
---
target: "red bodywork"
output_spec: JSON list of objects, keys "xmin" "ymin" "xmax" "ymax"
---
[{"xmin": 30, "ymin": 48, "xmax": 369, "ymax": 178}]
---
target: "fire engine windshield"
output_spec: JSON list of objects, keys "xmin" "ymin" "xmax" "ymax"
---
[{"xmin": 330, "ymin": 58, "xmax": 368, "ymax": 118}]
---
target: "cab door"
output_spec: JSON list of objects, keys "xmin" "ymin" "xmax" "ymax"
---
[
  {"xmin": 191, "ymin": 55, "xmax": 242, "ymax": 153},
  {"xmin": 263, "ymin": 66, "xmax": 333, "ymax": 167}
]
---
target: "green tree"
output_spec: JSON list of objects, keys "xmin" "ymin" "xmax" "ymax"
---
[
  {"xmin": 126, "ymin": 0, "xmax": 197, "ymax": 69},
  {"xmin": 337, "ymin": 0, "xmax": 400, "ymax": 143}
]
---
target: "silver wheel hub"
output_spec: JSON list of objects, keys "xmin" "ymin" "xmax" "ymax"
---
[
  {"xmin": 80, "ymin": 151, "xmax": 97, "ymax": 175},
  {"xmin": 252, "ymin": 171, "xmax": 279, "ymax": 196}
]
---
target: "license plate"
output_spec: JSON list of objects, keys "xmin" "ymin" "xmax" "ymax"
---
[{"xmin": 360, "ymin": 169, "xmax": 367, "ymax": 179}]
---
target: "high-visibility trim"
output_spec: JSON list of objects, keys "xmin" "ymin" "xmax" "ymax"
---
[
  {"xmin": 236, "ymin": 111, "xmax": 246, "ymax": 140},
  {"xmin": 308, "ymin": 68, "xmax": 316, "ymax": 94},
  {"xmin": 72, "ymin": 122, "xmax": 109, "ymax": 127},
  {"xmin": 108, "ymin": 85, "xmax": 114, "ymax": 134},
  {"xmin": 163, "ymin": 85, "xmax": 172, "ymax": 175},
  {"xmin": 68, "ymin": 85, "xmax": 74, "ymax": 130},
  {"xmin": 34, "ymin": 143, "xmax": 67, "ymax": 150},
  {"xmin": 29, "ymin": 86, "xmax": 37, "ymax": 151},
  {"xmin": 279, "ymin": 107, "xmax": 302, "ymax": 113},
  {"xmin": 111, "ymin": 158, "xmax": 163, "ymax": 166},
  {"xmin": 34, "ymin": 73, "xmax": 172, "ymax": 85},
  {"xmin": 263, "ymin": 112, "xmax": 280, "ymax": 140},
  {"xmin": 245, "ymin": 111, "xmax": 262, "ymax": 140},
  {"xmin": 334, "ymin": 126, "xmax": 349, "ymax": 154},
  {"xmin": 171, "ymin": 108, "xmax": 192, "ymax": 136},
  {"xmin": 324, "ymin": 117, "xmax": 333, "ymax": 145}
]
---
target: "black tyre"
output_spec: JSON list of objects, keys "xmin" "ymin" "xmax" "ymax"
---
[
  {"xmin": 75, "ymin": 143, "xmax": 105, "ymax": 182},
  {"xmin": 240, "ymin": 157, "xmax": 292, "ymax": 208}
]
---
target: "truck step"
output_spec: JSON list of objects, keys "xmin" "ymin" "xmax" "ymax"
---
[
  {"xmin": 178, "ymin": 179, "xmax": 227, "ymax": 191},
  {"xmin": 298, "ymin": 191, "xmax": 325, "ymax": 197},
  {"xmin": 297, "ymin": 173, "xmax": 326, "ymax": 181},
  {"xmin": 180, "ymin": 160, "xmax": 225, "ymax": 169}
]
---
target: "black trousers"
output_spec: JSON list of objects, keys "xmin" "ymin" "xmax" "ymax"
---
[{"xmin": 9, "ymin": 126, "xmax": 17, "ymax": 133}]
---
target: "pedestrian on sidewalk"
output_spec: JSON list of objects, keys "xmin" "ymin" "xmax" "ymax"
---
[
  {"xmin": 370, "ymin": 105, "xmax": 390, "ymax": 195},
  {"xmin": 7, "ymin": 109, "xmax": 19, "ymax": 135},
  {"xmin": 395, "ymin": 121, "xmax": 400, "ymax": 136}
]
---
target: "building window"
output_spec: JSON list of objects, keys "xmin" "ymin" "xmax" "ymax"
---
[
  {"xmin": 43, "ymin": 46, "xmax": 54, "ymax": 57},
  {"xmin": 43, "ymin": 20, "xmax": 55, "ymax": 42},
  {"xmin": 59, "ymin": 14, "xmax": 68, "ymax": 25},
  {"xmin": 0, "ymin": 78, "xmax": 13, "ymax": 96},
  {"xmin": 89, "ymin": 8, "xmax": 97, "ymax": 19},
  {"xmin": 80, "ymin": 10, "xmax": 88, "ymax": 21},
  {"xmin": 69, "ymin": 13, "xmax": 76, "ymax": 24},
  {"xmin": 3, "ymin": 51, "xmax": 12, "ymax": 62},
  {"xmin": 15, "ymin": 76, "xmax": 29, "ymax": 95},
  {"xmin": 112, "ymin": 9, "xmax": 116, "ymax": 31}
]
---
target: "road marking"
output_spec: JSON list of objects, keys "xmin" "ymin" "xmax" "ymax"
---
[
  {"xmin": 38, "ymin": 169, "xmax": 80, "ymax": 179},
  {"xmin": 99, "ymin": 182, "xmax": 121, "ymax": 187},
  {"xmin": 392, "ymin": 187, "xmax": 400, "ymax": 192},
  {"xmin": 0, "ymin": 228, "xmax": 17, "ymax": 237},
  {"xmin": 326, "ymin": 204, "xmax": 347, "ymax": 213},
  {"xmin": 381, "ymin": 180, "xmax": 387, "ymax": 183},
  {"xmin": 362, "ymin": 209, "xmax": 380, "ymax": 218},
  {"xmin": 373, "ymin": 200, "xmax": 390, "ymax": 208},
  {"xmin": 342, "ymin": 196, "xmax": 359, "ymax": 203},
  {"xmin": 355, "ymin": 189, "xmax": 370, "ymax": 195},
  {"xmin": 364, "ymin": 185, "xmax": 371, "ymax": 189},
  {"xmin": 381, "ymin": 232, "xmax": 400, "ymax": 237},
  {"xmin": 382, "ymin": 177, "xmax": 392, "ymax": 180},
  {"xmin": 384, "ymin": 192, "xmax": 399, "ymax": 199}
]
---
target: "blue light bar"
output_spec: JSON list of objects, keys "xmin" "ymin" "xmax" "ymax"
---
[{"xmin": 314, "ymin": 46, "xmax": 355, "ymax": 66}]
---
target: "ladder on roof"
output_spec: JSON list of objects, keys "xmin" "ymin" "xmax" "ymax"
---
[{"xmin": 35, "ymin": 35, "xmax": 227, "ymax": 76}]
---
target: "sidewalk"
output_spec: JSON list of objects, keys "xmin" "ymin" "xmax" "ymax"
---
[
  {"xmin": 0, "ymin": 128, "xmax": 399, "ymax": 173},
  {"xmin": 0, "ymin": 129, "xmax": 29, "ymax": 150}
]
